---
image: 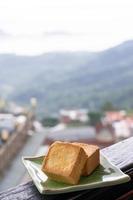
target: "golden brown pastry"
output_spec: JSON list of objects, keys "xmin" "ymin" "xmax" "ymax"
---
[
  {"xmin": 42, "ymin": 141, "xmax": 87, "ymax": 185},
  {"xmin": 73, "ymin": 143, "xmax": 100, "ymax": 176}
]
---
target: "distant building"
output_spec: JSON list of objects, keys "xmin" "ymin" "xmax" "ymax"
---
[
  {"xmin": 112, "ymin": 120, "xmax": 129, "ymax": 138},
  {"xmin": 102, "ymin": 110, "xmax": 126, "ymax": 124},
  {"xmin": 0, "ymin": 113, "xmax": 16, "ymax": 131},
  {"xmin": 60, "ymin": 109, "xmax": 89, "ymax": 124},
  {"xmin": 0, "ymin": 114, "xmax": 16, "ymax": 144},
  {"xmin": 42, "ymin": 126, "xmax": 114, "ymax": 148},
  {"xmin": 0, "ymin": 112, "xmax": 28, "ymax": 146},
  {"xmin": 95, "ymin": 123, "xmax": 115, "ymax": 144},
  {"xmin": 102, "ymin": 110, "xmax": 133, "ymax": 140},
  {"xmin": 8, "ymin": 102, "xmax": 27, "ymax": 115}
]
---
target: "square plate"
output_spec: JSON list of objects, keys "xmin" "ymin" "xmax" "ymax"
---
[{"xmin": 22, "ymin": 153, "xmax": 130, "ymax": 194}]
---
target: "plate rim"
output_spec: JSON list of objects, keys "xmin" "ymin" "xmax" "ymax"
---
[{"xmin": 22, "ymin": 153, "xmax": 130, "ymax": 194}]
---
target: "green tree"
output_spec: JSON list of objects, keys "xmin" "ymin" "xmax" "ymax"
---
[
  {"xmin": 101, "ymin": 101, "xmax": 116, "ymax": 111},
  {"xmin": 88, "ymin": 112, "xmax": 102, "ymax": 126},
  {"xmin": 41, "ymin": 117, "xmax": 59, "ymax": 127}
]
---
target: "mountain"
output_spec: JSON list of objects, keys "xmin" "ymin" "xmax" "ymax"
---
[{"xmin": 0, "ymin": 40, "xmax": 133, "ymax": 114}]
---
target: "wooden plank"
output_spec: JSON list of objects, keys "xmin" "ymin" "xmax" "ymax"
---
[
  {"xmin": 0, "ymin": 137, "xmax": 133, "ymax": 200},
  {"xmin": 102, "ymin": 136, "xmax": 133, "ymax": 170}
]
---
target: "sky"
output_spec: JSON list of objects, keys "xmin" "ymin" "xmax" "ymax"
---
[{"xmin": 0, "ymin": 0, "xmax": 133, "ymax": 55}]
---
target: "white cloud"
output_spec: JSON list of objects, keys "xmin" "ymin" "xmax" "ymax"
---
[{"xmin": 0, "ymin": 0, "xmax": 133, "ymax": 54}]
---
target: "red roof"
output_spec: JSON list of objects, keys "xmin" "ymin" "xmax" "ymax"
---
[{"xmin": 105, "ymin": 111, "xmax": 125, "ymax": 122}]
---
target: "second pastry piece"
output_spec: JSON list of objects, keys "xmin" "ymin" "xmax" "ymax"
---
[{"xmin": 73, "ymin": 143, "xmax": 100, "ymax": 176}]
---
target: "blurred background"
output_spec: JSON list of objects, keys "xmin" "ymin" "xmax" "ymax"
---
[{"xmin": 0, "ymin": 0, "xmax": 133, "ymax": 192}]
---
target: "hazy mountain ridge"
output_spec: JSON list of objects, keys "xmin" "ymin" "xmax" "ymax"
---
[{"xmin": 0, "ymin": 41, "xmax": 133, "ymax": 113}]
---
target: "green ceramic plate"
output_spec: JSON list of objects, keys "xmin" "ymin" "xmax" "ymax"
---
[{"xmin": 22, "ymin": 153, "xmax": 130, "ymax": 194}]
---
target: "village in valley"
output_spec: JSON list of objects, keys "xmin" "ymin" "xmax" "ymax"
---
[{"xmin": 43, "ymin": 108, "xmax": 133, "ymax": 148}]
